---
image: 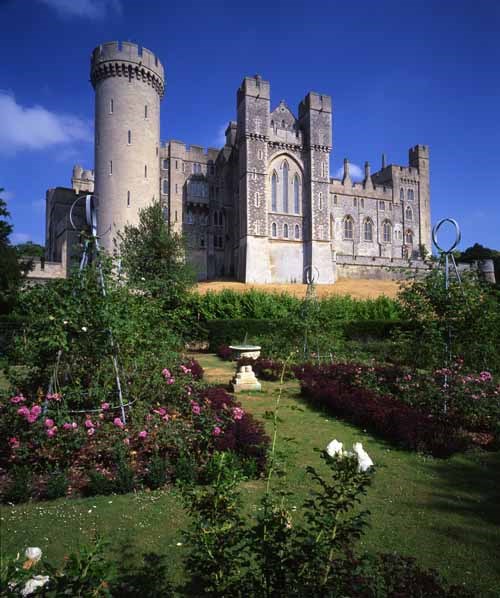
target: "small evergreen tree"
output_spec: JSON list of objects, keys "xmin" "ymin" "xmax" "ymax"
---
[{"xmin": 117, "ymin": 201, "xmax": 194, "ymax": 305}]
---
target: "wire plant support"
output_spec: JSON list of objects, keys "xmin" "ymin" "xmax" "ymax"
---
[
  {"xmin": 431, "ymin": 217, "xmax": 463, "ymax": 414},
  {"xmin": 44, "ymin": 194, "xmax": 128, "ymax": 423}
]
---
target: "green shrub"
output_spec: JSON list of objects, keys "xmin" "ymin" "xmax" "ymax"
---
[
  {"xmin": 45, "ymin": 468, "xmax": 69, "ymax": 500},
  {"xmin": 84, "ymin": 471, "xmax": 116, "ymax": 497},
  {"xmin": 143, "ymin": 453, "xmax": 168, "ymax": 490},
  {"xmin": 2, "ymin": 466, "xmax": 31, "ymax": 504}
]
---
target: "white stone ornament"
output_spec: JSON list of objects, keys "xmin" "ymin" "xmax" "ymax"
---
[{"xmin": 352, "ymin": 442, "xmax": 374, "ymax": 472}]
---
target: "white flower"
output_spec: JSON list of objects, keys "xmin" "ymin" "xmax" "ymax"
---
[
  {"xmin": 81, "ymin": 326, "xmax": 88, "ymax": 332},
  {"xmin": 21, "ymin": 575, "xmax": 50, "ymax": 596},
  {"xmin": 24, "ymin": 547, "xmax": 42, "ymax": 564},
  {"xmin": 352, "ymin": 442, "xmax": 374, "ymax": 472},
  {"xmin": 63, "ymin": 320, "xmax": 68, "ymax": 325},
  {"xmin": 326, "ymin": 439, "xmax": 344, "ymax": 457}
]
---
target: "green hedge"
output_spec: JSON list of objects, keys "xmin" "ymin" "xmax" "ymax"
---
[{"xmin": 206, "ymin": 318, "xmax": 410, "ymax": 350}]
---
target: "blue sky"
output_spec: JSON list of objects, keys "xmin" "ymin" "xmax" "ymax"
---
[{"xmin": 1, "ymin": 0, "xmax": 499, "ymax": 250}]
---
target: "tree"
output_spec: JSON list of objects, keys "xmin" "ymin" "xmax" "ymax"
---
[
  {"xmin": 0, "ymin": 189, "xmax": 26, "ymax": 314},
  {"xmin": 16, "ymin": 241, "xmax": 45, "ymax": 259},
  {"xmin": 458, "ymin": 243, "xmax": 500, "ymax": 287},
  {"xmin": 117, "ymin": 201, "xmax": 195, "ymax": 304}
]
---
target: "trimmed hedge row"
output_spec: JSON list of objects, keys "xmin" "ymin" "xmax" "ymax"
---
[
  {"xmin": 207, "ymin": 318, "xmax": 411, "ymax": 349},
  {"xmin": 294, "ymin": 363, "xmax": 469, "ymax": 457}
]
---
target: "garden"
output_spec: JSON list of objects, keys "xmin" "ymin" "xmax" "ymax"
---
[{"xmin": 1, "ymin": 202, "xmax": 500, "ymax": 596}]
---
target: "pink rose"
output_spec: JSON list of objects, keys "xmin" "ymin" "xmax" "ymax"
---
[
  {"xmin": 162, "ymin": 414, "xmax": 170, "ymax": 422},
  {"xmin": 30, "ymin": 405, "xmax": 42, "ymax": 417},
  {"xmin": 162, "ymin": 368, "xmax": 171, "ymax": 379},
  {"xmin": 72, "ymin": 422, "xmax": 78, "ymax": 429},
  {"xmin": 113, "ymin": 417, "xmax": 124, "ymax": 429},
  {"xmin": 63, "ymin": 422, "xmax": 73, "ymax": 431},
  {"xmin": 232, "ymin": 407, "xmax": 244, "ymax": 421},
  {"xmin": 9, "ymin": 437, "xmax": 20, "ymax": 449},
  {"xmin": 87, "ymin": 427, "xmax": 95, "ymax": 436},
  {"xmin": 46, "ymin": 392, "xmax": 61, "ymax": 401},
  {"xmin": 153, "ymin": 407, "xmax": 166, "ymax": 416},
  {"xmin": 46, "ymin": 427, "xmax": 57, "ymax": 438},
  {"xmin": 101, "ymin": 402, "xmax": 110, "ymax": 411},
  {"xmin": 84, "ymin": 418, "xmax": 95, "ymax": 429},
  {"xmin": 166, "ymin": 377, "xmax": 175, "ymax": 385},
  {"xmin": 191, "ymin": 402, "xmax": 201, "ymax": 415},
  {"xmin": 10, "ymin": 395, "xmax": 25, "ymax": 404},
  {"xmin": 17, "ymin": 406, "xmax": 30, "ymax": 418},
  {"xmin": 123, "ymin": 437, "xmax": 130, "ymax": 445},
  {"xmin": 213, "ymin": 426, "xmax": 222, "ymax": 436},
  {"xmin": 138, "ymin": 430, "xmax": 148, "ymax": 439},
  {"xmin": 44, "ymin": 418, "xmax": 55, "ymax": 429}
]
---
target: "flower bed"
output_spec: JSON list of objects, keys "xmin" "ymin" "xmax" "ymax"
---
[
  {"xmin": 0, "ymin": 360, "xmax": 269, "ymax": 503},
  {"xmin": 294, "ymin": 363, "xmax": 472, "ymax": 457}
]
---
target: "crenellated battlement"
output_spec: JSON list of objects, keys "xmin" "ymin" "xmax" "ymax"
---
[{"xmin": 90, "ymin": 41, "xmax": 165, "ymax": 97}]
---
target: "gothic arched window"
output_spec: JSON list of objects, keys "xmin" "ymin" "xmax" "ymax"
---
[
  {"xmin": 344, "ymin": 216, "xmax": 354, "ymax": 240},
  {"xmin": 295, "ymin": 224, "xmax": 300, "ymax": 239},
  {"xmin": 383, "ymin": 220, "xmax": 392, "ymax": 243},
  {"xmin": 364, "ymin": 218, "xmax": 373, "ymax": 242},
  {"xmin": 408, "ymin": 188, "xmax": 414, "ymax": 201},
  {"xmin": 282, "ymin": 161, "xmax": 289, "ymax": 212},
  {"xmin": 400, "ymin": 187, "xmax": 405, "ymax": 201},
  {"xmin": 405, "ymin": 229, "xmax": 414, "ymax": 244},
  {"xmin": 162, "ymin": 179, "xmax": 168, "ymax": 194},
  {"xmin": 271, "ymin": 172, "xmax": 278, "ymax": 212},
  {"xmin": 271, "ymin": 222, "xmax": 277, "ymax": 237},
  {"xmin": 294, "ymin": 175, "xmax": 300, "ymax": 214},
  {"xmin": 284, "ymin": 223, "xmax": 289, "ymax": 238},
  {"xmin": 405, "ymin": 206, "xmax": 413, "ymax": 221}
]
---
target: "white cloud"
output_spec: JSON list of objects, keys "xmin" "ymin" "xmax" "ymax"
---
[
  {"xmin": 10, "ymin": 232, "xmax": 32, "ymax": 245},
  {"xmin": 38, "ymin": 0, "xmax": 122, "ymax": 19},
  {"xmin": 0, "ymin": 91, "xmax": 92, "ymax": 154},
  {"xmin": 334, "ymin": 162, "xmax": 364, "ymax": 182}
]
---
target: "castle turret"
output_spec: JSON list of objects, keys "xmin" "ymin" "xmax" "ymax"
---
[
  {"xmin": 91, "ymin": 41, "xmax": 165, "ymax": 251},
  {"xmin": 409, "ymin": 144, "xmax": 431, "ymax": 254}
]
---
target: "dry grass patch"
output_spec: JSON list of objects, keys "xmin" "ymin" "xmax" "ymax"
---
[{"xmin": 196, "ymin": 278, "xmax": 401, "ymax": 299}]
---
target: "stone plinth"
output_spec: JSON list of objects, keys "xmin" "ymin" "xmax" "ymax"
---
[
  {"xmin": 229, "ymin": 345, "xmax": 261, "ymax": 360},
  {"xmin": 231, "ymin": 365, "xmax": 262, "ymax": 393}
]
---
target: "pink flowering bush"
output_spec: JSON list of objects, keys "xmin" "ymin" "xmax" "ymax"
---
[{"xmin": 0, "ymin": 361, "xmax": 268, "ymax": 502}]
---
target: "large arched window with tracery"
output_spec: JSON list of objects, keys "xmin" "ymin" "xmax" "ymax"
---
[
  {"xmin": 294, "ymin": 175, "xmax": 300, "ymax": 214},
  {"xmin": 282, "ymin": 161, "xmax": 289, "ymax": 212},
  {"xmin": 271, "ymin": 172, "xmax": 278, "ymax": 212},
  {"xmin": 405, "ymin": 206, "xmax": 413, "ymax": 221}
]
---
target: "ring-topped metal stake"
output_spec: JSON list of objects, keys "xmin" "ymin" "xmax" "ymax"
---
[
  {"xmin": 431, "ymin": 218, "xmax": 463, "ymax": 413},
  {"xmin": 46, "ymin": 194, "xmax": 127, "ymax": 423}
]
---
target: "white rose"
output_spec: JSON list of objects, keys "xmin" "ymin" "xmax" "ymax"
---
[
  {"xmin": 21, "ymin": 575, "xmax": 50, "ymax": 596},
  {"xmin": 81, "ymin": 326, "xmax": 88, "ymax": 332},
  {"xmin": 325, "ymin": 439, "xmax": 344, "ymax": 457},
  {"xmin": 352, "ymin": 442, "xmax": 374, "ymax": 472},
  {"xmin": 24, "ymin": 547, "xmax": 42, "ymax": 563}
]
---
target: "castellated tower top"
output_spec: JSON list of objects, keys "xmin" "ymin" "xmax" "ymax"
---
[{"xmin": 90, "ymin": 41, "xmax": 165, "ymax": 98}]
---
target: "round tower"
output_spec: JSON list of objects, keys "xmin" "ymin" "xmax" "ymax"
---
[{"xmin": 90, "ymin": 41, "xmax": 165, "ymax": 252}]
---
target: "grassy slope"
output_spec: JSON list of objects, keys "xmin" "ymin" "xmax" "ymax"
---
[{"xmin": 2, "ymin": 355, "xmax": 499, "ymax": 596}]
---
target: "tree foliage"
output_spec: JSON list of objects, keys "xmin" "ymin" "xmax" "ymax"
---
[
  {"xmin": 117, "ymin": 201, "xmax": 195, "ymax": 305},
  {"xmin": 0, "ymin": 189, "xmax": 26, "ymax": 314}
]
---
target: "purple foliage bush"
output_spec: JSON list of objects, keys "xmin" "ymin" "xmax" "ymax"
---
[
  {"xmin": 216, "ymin": 344, "xmax": 233, "ymax": 360},
  {"xmin": 295, "ymin": 363, "xmax": 469, "ymax": 457}
]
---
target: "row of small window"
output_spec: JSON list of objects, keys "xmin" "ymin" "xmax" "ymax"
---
[
  {"xmin": 161, "ymin": 159, "xmax": 215, "ymax": 175},
  {"xmin": 400, "ymin": 188, "xmax": 415, "ymax": 201},
  {"xmin": 185, "ymin": 211, "xmax": 224, "ymax": 226},
  {"xmin": 342, "ymin": 217, "xmax": 414, "ymax": 244},
  {"xmin": 270, "ymin": 222, "xmax": 301, "ymax": 240},
  {"xmin": 108, "ymin": 99, "xmax": 149, "ymax": 119}
]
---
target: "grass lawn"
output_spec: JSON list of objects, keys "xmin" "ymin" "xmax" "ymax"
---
[{"xmin": 2, "ymin": 354, "xmax": 499, "ymax": 596}]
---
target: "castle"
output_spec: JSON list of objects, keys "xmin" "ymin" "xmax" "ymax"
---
[{"xmin": 44, "ymin": 41, "xmax": 432, "ymax": 283}]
